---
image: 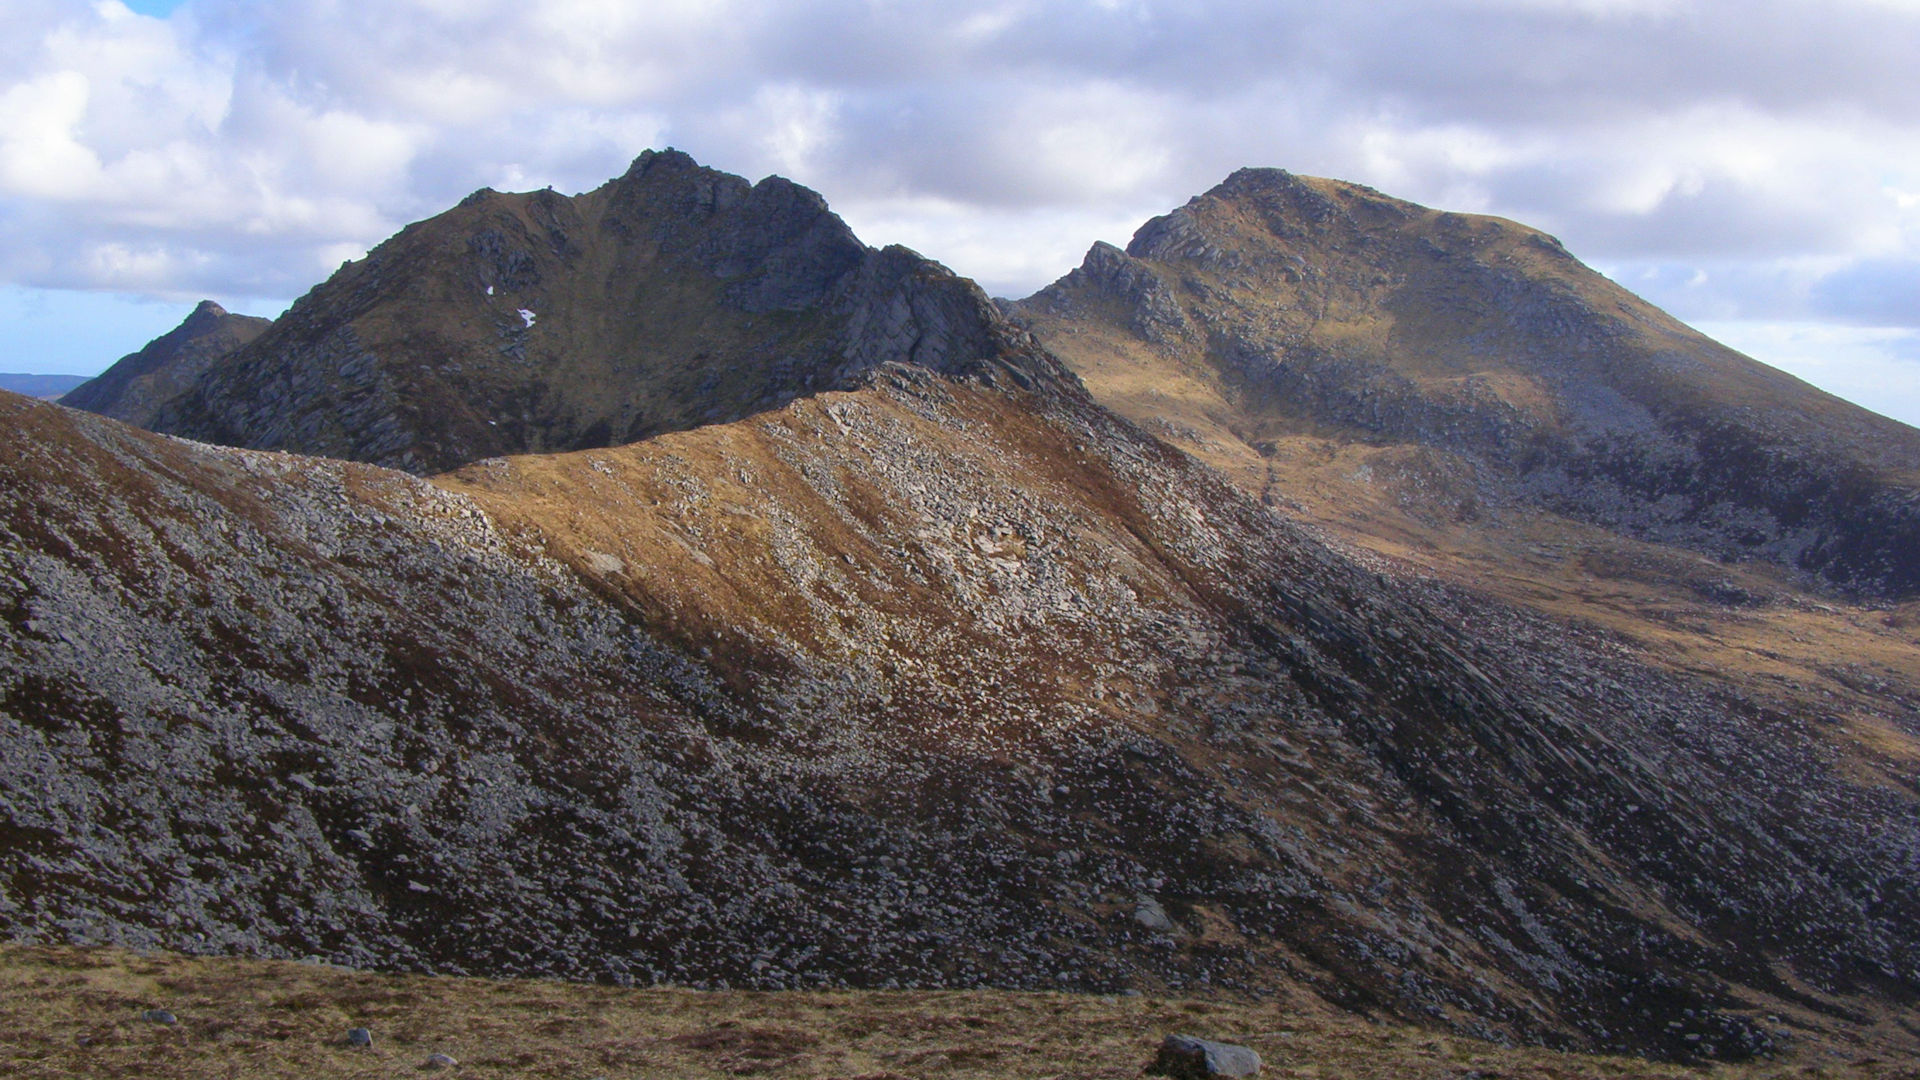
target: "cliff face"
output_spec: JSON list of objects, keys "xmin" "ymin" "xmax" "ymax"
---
[
  {"xmin": 135, "ymin": 150, "xmax": 1066, "ymax": 474},
  {"xmin": 1012, "ymin": 169, "xmax": 1920, "ymax": 597},
  {"xmin": 61, "ymin": 300, "xmax": 270, "ymax": 427}
]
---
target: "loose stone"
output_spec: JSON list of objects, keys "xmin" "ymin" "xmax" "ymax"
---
[{"xmin": 1151, "ymin": 1033, "xmax": 1262, "ymax": 1078}]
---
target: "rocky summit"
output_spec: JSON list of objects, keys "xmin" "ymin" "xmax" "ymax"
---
[
  {"xmin": 5, "ymin": 155, "xmax": 1920, "ymax": 1065},
  {"xmin": 110, "ymin": 149, "xmax": 1065, "ymax": 475},
  {"xmin": 61, "ymin": 300, "xmax": 270, "ymax": 428},
  {"xmin": 1011, "ymin": 169, "xmax": 1920, "ymax": 598}
]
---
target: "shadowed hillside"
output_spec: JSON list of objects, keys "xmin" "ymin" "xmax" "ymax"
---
[{"xmin": 128, "ymin": 150, "xmax": 1065, "ymax": 475}]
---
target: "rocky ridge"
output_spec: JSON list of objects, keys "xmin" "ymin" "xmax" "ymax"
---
[
  {"xmin": 3, "ymin": 156, "xmax": 1919, "ymax": 1064},
  {"xmin": 1011, "ymin": 169, "xmax": 1920, "ymax": 598},
  {"xmin": 61, "ymin": 301, "xmax": 270, "ymax": 428},
  {"xmin": 121, "ymin": 150, "xmax": 1066, "ymax": 475}
]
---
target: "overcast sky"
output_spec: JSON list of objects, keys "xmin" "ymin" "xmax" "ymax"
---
[{"xmin": 3, "ymin": 0, "xmax": 1917, "ymax": 424}]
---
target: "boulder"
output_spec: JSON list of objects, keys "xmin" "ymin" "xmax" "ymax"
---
[
  {"xmin": 1133, "ymin": 897, "xmax": 1175, "ymax": 931},
  {"xmin": 1151, "ymin": 1033, "xmax": 1261, "ymax": 1078}
]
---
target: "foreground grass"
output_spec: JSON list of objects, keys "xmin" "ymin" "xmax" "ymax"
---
[{"xmin": 0, "ymin": 945, "xmax": 1909, "ymax": 1080}]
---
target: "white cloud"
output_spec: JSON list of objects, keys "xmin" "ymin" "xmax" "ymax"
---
[
  {"xmin": 836, "ymin": 194, "xmax": 1161, "ymax": 298},
  {"xmin": 0, "ymin": 72, "xmax": 103, "ymax": 198},
  {"xmin": 1469, "ymin": 0, "xmax": 1687, "ymax": 13},
  {"xmin": 743, "ymin": 84, "xmax": 841, "ymax": 176},
  {"xmin": 83, "ymin": 241, "xmax": 183, "ymax": 289}
]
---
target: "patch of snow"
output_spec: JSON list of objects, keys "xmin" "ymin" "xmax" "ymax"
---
[
  {"xmin": 486, "ymin": 285, "xmax": 494, "ymax": 296},
  {"xmin": 518, "ymin": 308, "xmax": 536, "ymax": 328}
]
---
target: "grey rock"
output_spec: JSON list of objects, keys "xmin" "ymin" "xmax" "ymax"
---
[
  {"xmin": 1133, "ymin": 897, "xmax": 1175, "ymax": 932},
  {"xmin": 1153, "ymin": 1034, "xmax": 1262, "ymax": 1078},
  {"xmin": 140, "ymin": 1008, "xmax": 177, "ymax": 1025},
  {"xmin": 345, "ymin": 1027, "xmax": 373, "ymax": 1047},
  {"xmin": 425, "ymin": 1052, "xmax": 458, "ymax": 1069}
]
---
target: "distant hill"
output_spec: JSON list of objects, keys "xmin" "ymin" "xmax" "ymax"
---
[
  {"xmin": 61, "ymin": 300, "xmax": 270, "ymax": 426},
  {"xmin": 0, "ymin": 373, "xmax": 89, "ymax": 399},
  {"xmin": 1011, "ymin": 169, "xmax": 1920, "ymax": 598}
]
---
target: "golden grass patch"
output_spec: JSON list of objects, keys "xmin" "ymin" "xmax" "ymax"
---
[{"xmin": 1, "ymin": 945, "xmax": 1908, "ymax": 1080}]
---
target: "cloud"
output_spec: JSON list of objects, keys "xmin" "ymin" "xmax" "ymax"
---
[
  {"xmin": 1810, "ymin": 258, "xmax": 1920, "ymax": 326},
  {"xmin": 1, "ymin": 0, "xmax": 1918, "ymax": 400},
  {"xmin": 0, "ymin": 71, "xmax": 101, "ymax": 199}
]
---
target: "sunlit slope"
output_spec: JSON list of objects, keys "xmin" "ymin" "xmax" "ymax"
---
[{"xmin": 1013, "ymin": 169, "xmax": 1920, "ymax": 597}]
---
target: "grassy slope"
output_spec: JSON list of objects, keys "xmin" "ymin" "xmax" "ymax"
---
[{"xmin": 5, "ymin": 944, "xmax": 1906, "ymax": 1080}]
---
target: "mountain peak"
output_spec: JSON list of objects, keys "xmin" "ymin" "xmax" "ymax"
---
[
  {"xmin": 61, "ymin": 300, "xmax": 269, "ymax": 427},
  {"xmin": 621, "ymin": 145, "xmax": 701, "ymax": 179},
  {"xmin": 1019, "ymin": 166, "xmax": 1920, "ymax": 597},
  {"xmin": 111, "ymin": 151, "xmax": 1069, "ymax": 473},
  {"xmin": 1212, "ymin": 166, "xmax": 1406, "ymax": 211},
  {"xmin": 1127, "ymin": 168, "xmax": 1432, "ymax": 265},
  {"xmin": 1218, "ymin": 164, "xmax": 1302, "ymax": 192}
]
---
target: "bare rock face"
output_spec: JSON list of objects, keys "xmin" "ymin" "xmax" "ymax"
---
[
  {"xmin": 1012, "ymin": 169, "xmax": 1920, "ymax": 598},
  {"xmin": 61, "ymin": 301, "xmax": 270, "ymax": 428},
  {"xmin": 138, "ymin": 150, "xmax": 1067, "ymax": 474}
]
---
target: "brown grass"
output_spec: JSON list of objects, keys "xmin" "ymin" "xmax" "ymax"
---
[{"xmin": 1, "ymin": 944, "xmax": 1910, "ymax": 1080}]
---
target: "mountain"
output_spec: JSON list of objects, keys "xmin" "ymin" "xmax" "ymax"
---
[
  {"xmin": 4, "ymin": 155, "xmax": 1919, "ymax": 1064},
  {"xmin": 60, "ymin": 300, "xmax": 270, "ymax": 426},
  {"xmin": 121, "ymin": 149, "xmax": 1063, "ymax": 475},
  {"xmin": 1009, "ymin": 169, "xmax": 1920, "ymax": 599},
  {"xmin": 0, "ymin": 374, "xmax": 89, "ymax": 400}
]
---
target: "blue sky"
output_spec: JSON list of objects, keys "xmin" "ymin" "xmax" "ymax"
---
[{"xmin": 2, "ymin": 0, "xmax": 1917, "ymax": 426}]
